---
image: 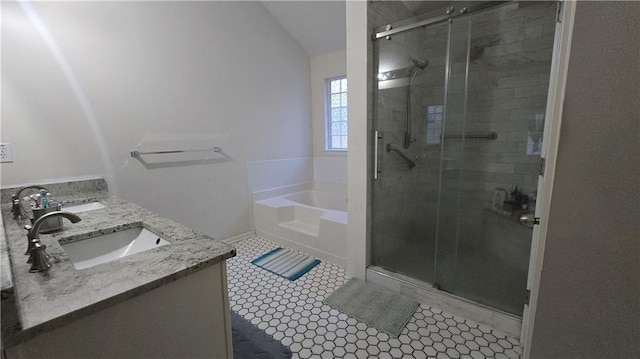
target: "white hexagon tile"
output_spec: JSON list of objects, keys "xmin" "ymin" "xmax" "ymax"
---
[{"xmin": 227, "ymin": 236, "xmax": 522, "ymax": 359}]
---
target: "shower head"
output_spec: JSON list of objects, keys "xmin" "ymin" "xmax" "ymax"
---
[
  {"xmin": 412, "ymin": 58, "xmax": 429, "ymax": 70},
  {"xmin": 407, "ymin": 58, "xmax": 429, "ymax": 79},
  {"xmin": 407, "ymin": 58, "xmax": 429, "ymax": 86}
]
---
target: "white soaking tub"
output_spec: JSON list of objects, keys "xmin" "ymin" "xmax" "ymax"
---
[{"xmin": 253, "ymin": 189, "xmax": 347, "ymax": 266}]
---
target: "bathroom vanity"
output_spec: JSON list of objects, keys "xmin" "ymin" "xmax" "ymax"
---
[{"xmin": 0, "ymin": 179, "xmax": 236, "ymax": 358}]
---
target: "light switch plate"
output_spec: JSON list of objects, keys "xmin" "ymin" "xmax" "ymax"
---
[{"xmin": 0, "ymin": 143, "xmax": 14, "ymax": 163}]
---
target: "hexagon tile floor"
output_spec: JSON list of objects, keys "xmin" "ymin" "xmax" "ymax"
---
[{"xmin": 226, "ymin": 236, "xmax": 523, "ymax": 359}]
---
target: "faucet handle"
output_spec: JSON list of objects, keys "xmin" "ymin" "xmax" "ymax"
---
[
  {"xmin": 24, "ymin": 225, "xmax": 34, "ymax": 255},
  {"xmin": 12, "ymin": 196, "xmax": 23, "ymax": 219},
  {"xmin": 26, "ymin": 239, "xmax": 51, "ymax": 264},
  {"xmin": 29, "ymin": 242, "xmax": 52, "ymax": 273}
]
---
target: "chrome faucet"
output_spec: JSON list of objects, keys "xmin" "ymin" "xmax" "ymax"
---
[
  {"xmin": 26, "ymin": 211, "xmax": 81, "ymax": 273},
  {"xmin": 12, "ymin": 185, "xmax": 48, "ymax": 220}
]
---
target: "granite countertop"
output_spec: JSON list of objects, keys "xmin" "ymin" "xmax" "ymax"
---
[
  {"xmin": 1, "ymin": 189, "xmax": 236, "ymax": 347},
  {"xmin": 1, "ymin": 216, "xmax": 11, "ymax": 291}
]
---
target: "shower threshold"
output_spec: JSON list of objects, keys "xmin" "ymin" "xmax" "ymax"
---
[{"xmin": 366, "ymin": 266, "xmax": 522, "ymax": 339}]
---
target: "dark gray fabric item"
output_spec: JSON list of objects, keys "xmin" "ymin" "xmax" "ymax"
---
[
  {"xmin": 323, "ymin": 278, "xmax": 419, "ymax": 337},
  {"xmin": 231, "ymin": 311, "xmax": 292, "ymax": 359}
]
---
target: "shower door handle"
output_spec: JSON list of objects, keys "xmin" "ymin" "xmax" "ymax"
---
[
  {"xmin": 519, "ymin": 213, "xmax": 540, "ymax": 228},
  {"xmin": 374, "ymin": 131, "xmax": 380, "ymax": 179}
]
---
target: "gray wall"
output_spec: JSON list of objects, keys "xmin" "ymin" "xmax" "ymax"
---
[{"xmin": 530, "ymin": 1, "xmax": 639, "ymax": 357}]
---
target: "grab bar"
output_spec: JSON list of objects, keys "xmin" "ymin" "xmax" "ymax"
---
[
  {"xmin": 130, "ymin": 147, "xmax": 222, "ymax": 158},
  {"xmin": 443, "ymin": 132, "xmax": 497, "ymax": 140},
  {"xmin": 386, "ymin": 144, "xmax": 416, "ymax": 169}
]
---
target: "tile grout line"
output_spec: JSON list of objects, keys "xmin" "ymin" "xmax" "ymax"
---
[{"xmin": 227, "ymin": 235, "xmax": 522, "ymax": 359}]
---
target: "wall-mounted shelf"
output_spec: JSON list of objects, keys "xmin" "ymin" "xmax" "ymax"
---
[{"xmin": 130, "ymin": 147, "xmax": 222, "ymax": 158}]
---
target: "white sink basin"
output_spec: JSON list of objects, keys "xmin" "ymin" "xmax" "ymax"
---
[
  {"xmin": 63, "ymin": 202, "xmax": 106, "ymax": 214},
  {"xmin": 60, "ymin": 226, "xmax": 170, "ymax": 270}
]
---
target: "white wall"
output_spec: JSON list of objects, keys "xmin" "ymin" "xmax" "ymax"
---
[
  {"xmin": 345, "ymin": 1, "xmax": 368, "ymax": 278},
  {"xmin": 1, "ymin": 1, "xmax": 105, "ymax": 184},
  {"xmin": 310, "ymin": 50, "xmax": 347, "ymax": 186},
  {"xmin": 311, "ymin": 49, "xmax": 346, "ymax": 157},
  {"xmin": 1, "ymin": 1, "xmax": 312, "ymax": 240}
]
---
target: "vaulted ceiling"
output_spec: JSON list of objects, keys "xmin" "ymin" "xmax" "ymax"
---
[
  {"xmin": 260, "ymin": 1, "xmax": 346, "ymax": 57},
  {"xmin": 260, "ymin": 1, "xmax": 453, "ymax": 57}
]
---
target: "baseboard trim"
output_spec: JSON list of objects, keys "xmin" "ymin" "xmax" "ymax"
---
[{"xmin": 222, "ymin": 232, "xmax": 255, "ymax": 245}]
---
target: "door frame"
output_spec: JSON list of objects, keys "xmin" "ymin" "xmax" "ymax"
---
[{"xmin": 520, "ymin": 1, "xmax": 577, "ymax": 356}]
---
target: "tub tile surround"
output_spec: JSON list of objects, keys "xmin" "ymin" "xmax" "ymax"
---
[
  {"xmin": 313, "ymin": 156, "xmax": 348, "ymax": 185},
  {"xmin": 228, "ymin": 236, "xmax": 523, "ymax": 359},
  {"xmin": 247, "ymin": 158, "xmax": 315, "ymax": 195},
  {"xmin": 0, "ymin": 180, "xmax": 235, "ymax": 347},
  {"xmin": 246, "ymin": 157, "xmax": 348, "ymax": 203}
]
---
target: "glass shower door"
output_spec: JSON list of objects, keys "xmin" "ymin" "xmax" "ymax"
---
[
  {"xmin": 433, "ymin": 2, "xmax": 557, "ymax": 315},
  {"xmin": 370, "ymin": 21, "xmax": 450, "ymax": 284},
  {"xmin": 370, "ymin": 1, "xmax": 557, "ymax": 317},
  {"xmin": 430, "ymin": 14, "xmax": 473, "ymax": 294}
]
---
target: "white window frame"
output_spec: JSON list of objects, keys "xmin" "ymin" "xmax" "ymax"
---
[{"xmin": 325, "ymin": 76, "xmax": 348, "ymax": 151}]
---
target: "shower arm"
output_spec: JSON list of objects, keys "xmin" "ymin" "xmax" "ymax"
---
[{"xmin": 386, "ymin": 144, "xmax": 416, "ymax": 169}]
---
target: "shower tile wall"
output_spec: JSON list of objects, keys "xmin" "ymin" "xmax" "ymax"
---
[
  {"xmin": 437, "ymin": 4, "xmax": 556, "ymax": 313},
  {"xmin": 439, "ymin": 1, "xmax": 556, "ymax": 222},
  {"xmin": 370, "ymin": 1, "xmax": 556, "ymax": 313}
]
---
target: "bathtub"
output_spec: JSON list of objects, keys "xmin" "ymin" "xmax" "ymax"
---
[{"xmin": 253, "ymin": 189, "xmax": 347, "ymax": 266}]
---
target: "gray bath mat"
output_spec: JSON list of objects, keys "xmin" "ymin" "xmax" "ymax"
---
[
  {"xmin": 231, "ymin": 311, "xmax": 292, "ymax": 359},
  {"xmin": 323, "ymin": 278, "xmax": 419, "ymax": 337}
]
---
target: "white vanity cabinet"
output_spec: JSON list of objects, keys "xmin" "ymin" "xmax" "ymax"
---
[{"xmin": 5, "ymin": 262, "xmax": 232, "ymax": 359}]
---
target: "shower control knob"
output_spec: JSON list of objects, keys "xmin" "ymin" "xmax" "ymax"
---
[
  {"xmin": 519, "ymin": 213, "xmax": 540, "ymax": 228},
  {"xmin": 446, "ymin": 6, "xmax": 455, "ymax": 14}
]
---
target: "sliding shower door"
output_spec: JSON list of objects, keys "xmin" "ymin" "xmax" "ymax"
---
[
  {"xmin": 370, "ymin": 20, "xmax": 450, "ymax": 284},
  {"xmin": 371, "ymin": 1, "xmax": 557, "ymax": 316},
  {"xmin": 434, "ymin": 2, "xmax": 557, "ymax": 315},
  {"xmin": 430, "ymin": 14, "xmax": 473, "ymax": 296}
]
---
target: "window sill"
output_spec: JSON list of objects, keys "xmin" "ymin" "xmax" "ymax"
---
[{"xmin": 323, "ymin": 149, "xmax": 348, "ymax": 155}]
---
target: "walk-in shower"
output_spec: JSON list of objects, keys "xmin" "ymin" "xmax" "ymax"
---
[{"xmin": 369, "ymin": 0, "xmax": 557, "ymax": 323}]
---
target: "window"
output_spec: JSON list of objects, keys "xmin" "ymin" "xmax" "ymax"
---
[
  {"xmin": 426, "ymin": 105, "xmax": 443, "ymax": 145},
  {"xmin": 325, "ymin": 76, "xmax": 348, "ymax": 150}
]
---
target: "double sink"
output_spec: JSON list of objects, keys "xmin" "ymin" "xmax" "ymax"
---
[
  {"xmin": 2, "ymin": 184, "xmax": 236, "ymax": 348},
  {"xmin": 55, "ymin": 202, "xmax": 170, "ymax": 270}
]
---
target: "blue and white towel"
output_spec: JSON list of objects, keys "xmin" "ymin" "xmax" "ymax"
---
[{"xmin": 251, "ymin": 247, "xmax": 320, "ymax": 281}]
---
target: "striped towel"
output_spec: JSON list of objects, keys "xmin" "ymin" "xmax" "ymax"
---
[{"xmin": 251, "ymin": 247, "xmax": 320, "ymax": 281}]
